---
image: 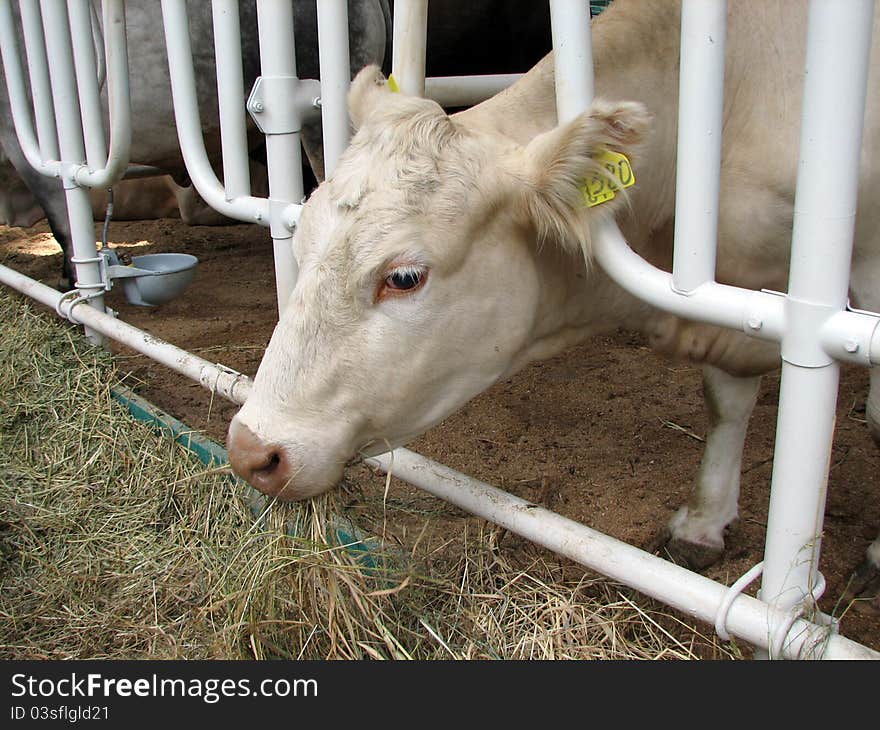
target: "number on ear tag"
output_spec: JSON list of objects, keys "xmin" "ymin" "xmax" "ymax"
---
[{"xmin": 580, "ymin": 149, "xmax": 635, "ymax": 207}]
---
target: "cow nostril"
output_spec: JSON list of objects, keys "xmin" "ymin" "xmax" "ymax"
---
[{"xmin": 255, "ymin": 452, "xmax": 281, "ymax": 477}]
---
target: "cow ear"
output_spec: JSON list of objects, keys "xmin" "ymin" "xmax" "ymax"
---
[
  {"xmin": 348, "ymin": 65, "xmax": 393, "ymax": 131},
  {"xmin": 513, "ymin": 99, "xmax": 652, "ymax": 260}
]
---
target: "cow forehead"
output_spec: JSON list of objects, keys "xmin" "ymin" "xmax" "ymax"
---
[
  {"xmin": 329, "ymin": 109, "xmax": 492, "ymax": 216},
  {"xmin": 294, "ymin": 184, "xmax": 410, "ymax": 270},
  {"xmin": 295, "ymin": 126, "xmax": 495, "ymax": 276}
]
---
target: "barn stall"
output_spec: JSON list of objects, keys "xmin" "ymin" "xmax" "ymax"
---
[{"xmin": 1, "ymin": 0, "xmax": 879, "ymax": 659}]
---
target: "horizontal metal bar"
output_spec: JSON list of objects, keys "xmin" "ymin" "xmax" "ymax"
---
[{"xmin": 424, "ymin": 74, "xmax": 521, "ymax": 107}]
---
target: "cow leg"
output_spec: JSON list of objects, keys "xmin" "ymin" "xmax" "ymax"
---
[
  {"xmin": 843, "ymin": 273, "xmax": 880, "ymax": 613},
  {"xmin": 845, "ymin": 536, "xmax": 880, "ymax": 615},
  {"xmin": 664, "ymin": 365, "xmax": 761, "ymax": 569},
  {"xmin": 840, "ymin": 366, "xmax": 880, "ymax": 614}
]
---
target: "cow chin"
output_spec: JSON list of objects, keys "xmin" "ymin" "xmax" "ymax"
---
[{"xmin": 226, "ymin": 417, "xmax": 347, "ymax": 502}]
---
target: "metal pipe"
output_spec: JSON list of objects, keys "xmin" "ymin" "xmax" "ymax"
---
[
  {"xmin": 0, "ymin": 265, "xmax": 252, "ymax": 404},
  {"xmin": 391, "ymin": 0, "xmax": 427, "ymax": 97},
  {"xmin": 549, "ymin": 0, "xmax": 594, "ymax": 123},
  {"xmin": 758, "ymin": 0, "xmax": 875, "ymax": 621},
  {"xmin": 424, "ymin": 74, "xmax": 521, "ymax": 108},
  {"xmin": 593, "ymin": 219, "xmax": 786, "ymax": 343},
  {"xmin": 74, "ymin": 0, "xmax": 132, "ymax": 189},
  {"xmin": 160, "ymin": 0, "xmax": 269, "ymax": 225},
  {"xmin": 18, "ymin": 0, "xmax": 59, "ymax": 162},
  {"xmin": 212, "ymin": 0, "xmax": 252, "ymax": 199},
  {"xmin": 39, "ymin": 0, "xmax": 105, "ymax": 343},
  {"xmin": 363, "ymin": 448, "xmax": 878, "ymax": 659},
  {"xmin": 0, "ymin": 2, "xmax": 47, "ymax": 172},
  {"xmin": 316, "ymin": 0, "xmax": 350, "ymax": 177},
  {"xmin": 594, "ymin": 218, "xmax": 880, "ymax": 366},
  {"xmin": 671, "ymin": 0, "xmax": 726, "ymax": 293},
  {"xmin": 38, "ymin": 0, "xmax": 84, "ymax": 159},
  {"xmin": 67, "ymin": 0, "xmax": 107, "ymax": 170},
  {"xmin": 255, "ymin": 0, "xmax": 303, "ymax": 315}
]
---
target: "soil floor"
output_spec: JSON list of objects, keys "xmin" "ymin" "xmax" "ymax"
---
[{"xmin": 2, "ymin": 217, "xmax": 878, "ymax": 657}]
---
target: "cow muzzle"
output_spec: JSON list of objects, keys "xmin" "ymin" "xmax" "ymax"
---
[{"xmin": 226, "ymin": 418, "xmax": 333, "ymax": 501}]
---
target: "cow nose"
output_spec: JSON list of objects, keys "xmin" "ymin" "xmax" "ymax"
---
[{"xmin": 227, "ymin": 419, "xmax": 295, "ymax": 500}]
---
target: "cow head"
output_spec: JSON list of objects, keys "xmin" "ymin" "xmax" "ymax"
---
[{"xmin": 227, "ymin": 65, "xmax": 649, "ymax": 500}]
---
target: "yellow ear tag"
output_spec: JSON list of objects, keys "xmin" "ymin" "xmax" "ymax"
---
[
  {"xmin": 387, "ymin": 74, "xmax": 401, "ymax": 93},
  {"xmin": 580, "ymin": 149, "xmax": 635, "ymax": 207}
]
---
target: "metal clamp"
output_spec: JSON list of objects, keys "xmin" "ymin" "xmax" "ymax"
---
[
  {"xmin": 766, "ymin": 571, "xmax": 828, "ymax": 659},
  {"xmin": 714, "ymin": 561, "xmax": 764, "ymax": 641},
  {"xmin": 54, "ymin": 287, "xmax": 102, "ymax": 322}
]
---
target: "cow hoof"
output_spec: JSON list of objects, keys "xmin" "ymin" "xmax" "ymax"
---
[
  {"xmin": 843, "ymin": 559, "xmax": 880, "ymax": 616},
  {"xmin": 664, "ymin": 534, "xmax": 725, "ymax": 570},
  {"xmin": 646, "ymin": 528, "xmax": 725, "ymax": 571}
]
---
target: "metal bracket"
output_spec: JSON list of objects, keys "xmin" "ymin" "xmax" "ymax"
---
[{"xmin": 246, "ymin": 75, "xmax": 322, "ymax": 135}]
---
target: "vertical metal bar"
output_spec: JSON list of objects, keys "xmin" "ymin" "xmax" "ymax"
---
[
  {"xmin": 316, "ymin": 0, "xmax": 350, "ymax": 177},
  {"xmin": 0, "ymin": 1, "xmax": 45, "ymax": 170},
  {"xmin": 759, "ymin": 0, "xmax": 874, "ymax": 651},
  {"xmin": 18, "ymin": 0, "xmax": 59, "ymax": 160},
  {"xmin": 71, "ymin": 0, "xmax": 131, "ymax": 187},
  {"xmin": 67, "ymin": 0, "xmax": 107, "ymax": 170},
  {"xmin": 160, "ymin": 0, "xmax": 266, "ymax": 222},
  {"xmin": 212, "ymin": 0, "xmax": 251, "ymax": 199},
  {"xmin": 39, "ymin": 0, "xmax": 104, "ymax": 343},
  {"xmin": 256, "ymin": 0, "xmax": 302, "ymax": 316},
  {"xmin": 549, "ymin": 0, "xmax": 594, "ymax": 123},
  {"xmin": 75, "ymin": 0, "xmax": 130, "ymax": 188},
  {"xmin": 38, "ymin": 0, "xmax": 84, "ymax": 163},
  {"xmin": 671, "ymin": 0, "xmax": 726, "ymax": 293},
  {"xmin": 391, "ymin": 0, "xmax": 427, "ymax": 97}
]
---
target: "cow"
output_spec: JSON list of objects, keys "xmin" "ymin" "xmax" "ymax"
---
[
  {"xmin": 1, "ymin": 152, "xmax": 248, "ymax": 227},
  {"xmin": 225, "ymin": 0, "xmax": 880, "ymax": 612},
  {"xmin": 0, "ymin": 145, "xmax": 42, "ymax": 226}
]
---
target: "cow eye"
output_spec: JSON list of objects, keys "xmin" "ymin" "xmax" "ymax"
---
[
  {"xmin": 385, "ymin": 269, "xmax": 423, "ymax": 291},
  {"xmin": 379, "ymin": 265, "xmax": 428, "ymax": 301}
]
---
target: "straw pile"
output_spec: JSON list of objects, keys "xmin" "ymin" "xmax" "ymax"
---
[{"xmin": 0, "ymin": 289, "xmax": 735, "ymax": 659}]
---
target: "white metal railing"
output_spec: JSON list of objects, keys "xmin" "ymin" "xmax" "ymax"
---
[
  {"xmin": 1, "ymin": 0, "xmax": 877, "ymax": 659},
  {"xmin": 549, "ymin": 0, "xmax": 880, "ymax": 657},
  {"xmin": 0, "ymin": 0, "xmax": 133, "ymax": 343}
]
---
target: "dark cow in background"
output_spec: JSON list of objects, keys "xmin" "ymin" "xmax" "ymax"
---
[{"xmin": 296, "ymin": 1, "xmax": 553, "ymax": 181}]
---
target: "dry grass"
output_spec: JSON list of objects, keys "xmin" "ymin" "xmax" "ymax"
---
[{"xmin": 0, "ymin": 289, "xmax": 737, "ymax": 659}]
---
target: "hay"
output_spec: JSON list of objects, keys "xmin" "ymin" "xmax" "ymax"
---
[{"xmin": 0, "ymin": 289, "xmax": 735, "ymax": 659}]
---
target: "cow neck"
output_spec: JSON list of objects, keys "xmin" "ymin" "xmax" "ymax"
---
[
  {"xmin": 461, "ymin": 0, "xmax": 683, "ymax": 366},
  {"xmin": 457, "ymin": 0, "xmax": 681, "ymax": 260}
]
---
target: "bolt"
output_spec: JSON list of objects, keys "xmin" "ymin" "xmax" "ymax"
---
[
  {"xmin": 251, "ymin": 101, "xmax": 264, "ymax": 113},
  {"xmin": 747, "ymin": 317, "xmax": 762, "ymax": 331},
  {"xmin": 845, "ymin": 340, "xmax": 860, "ymax": 353}
]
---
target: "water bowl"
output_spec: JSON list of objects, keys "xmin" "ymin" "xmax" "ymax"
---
[{"xmin": 117, "ymin": 253, "xmax": 199, "ymax": 307}]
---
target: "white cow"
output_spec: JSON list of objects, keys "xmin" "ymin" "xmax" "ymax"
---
[{"xmin": 227, "ymin": 0, "xmax": 880, "ymax": 610}]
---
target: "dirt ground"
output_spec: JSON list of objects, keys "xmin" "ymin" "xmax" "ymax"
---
[{"xmin": 2, "ymin": 216, "xmax": 878, "ymax": 656}]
